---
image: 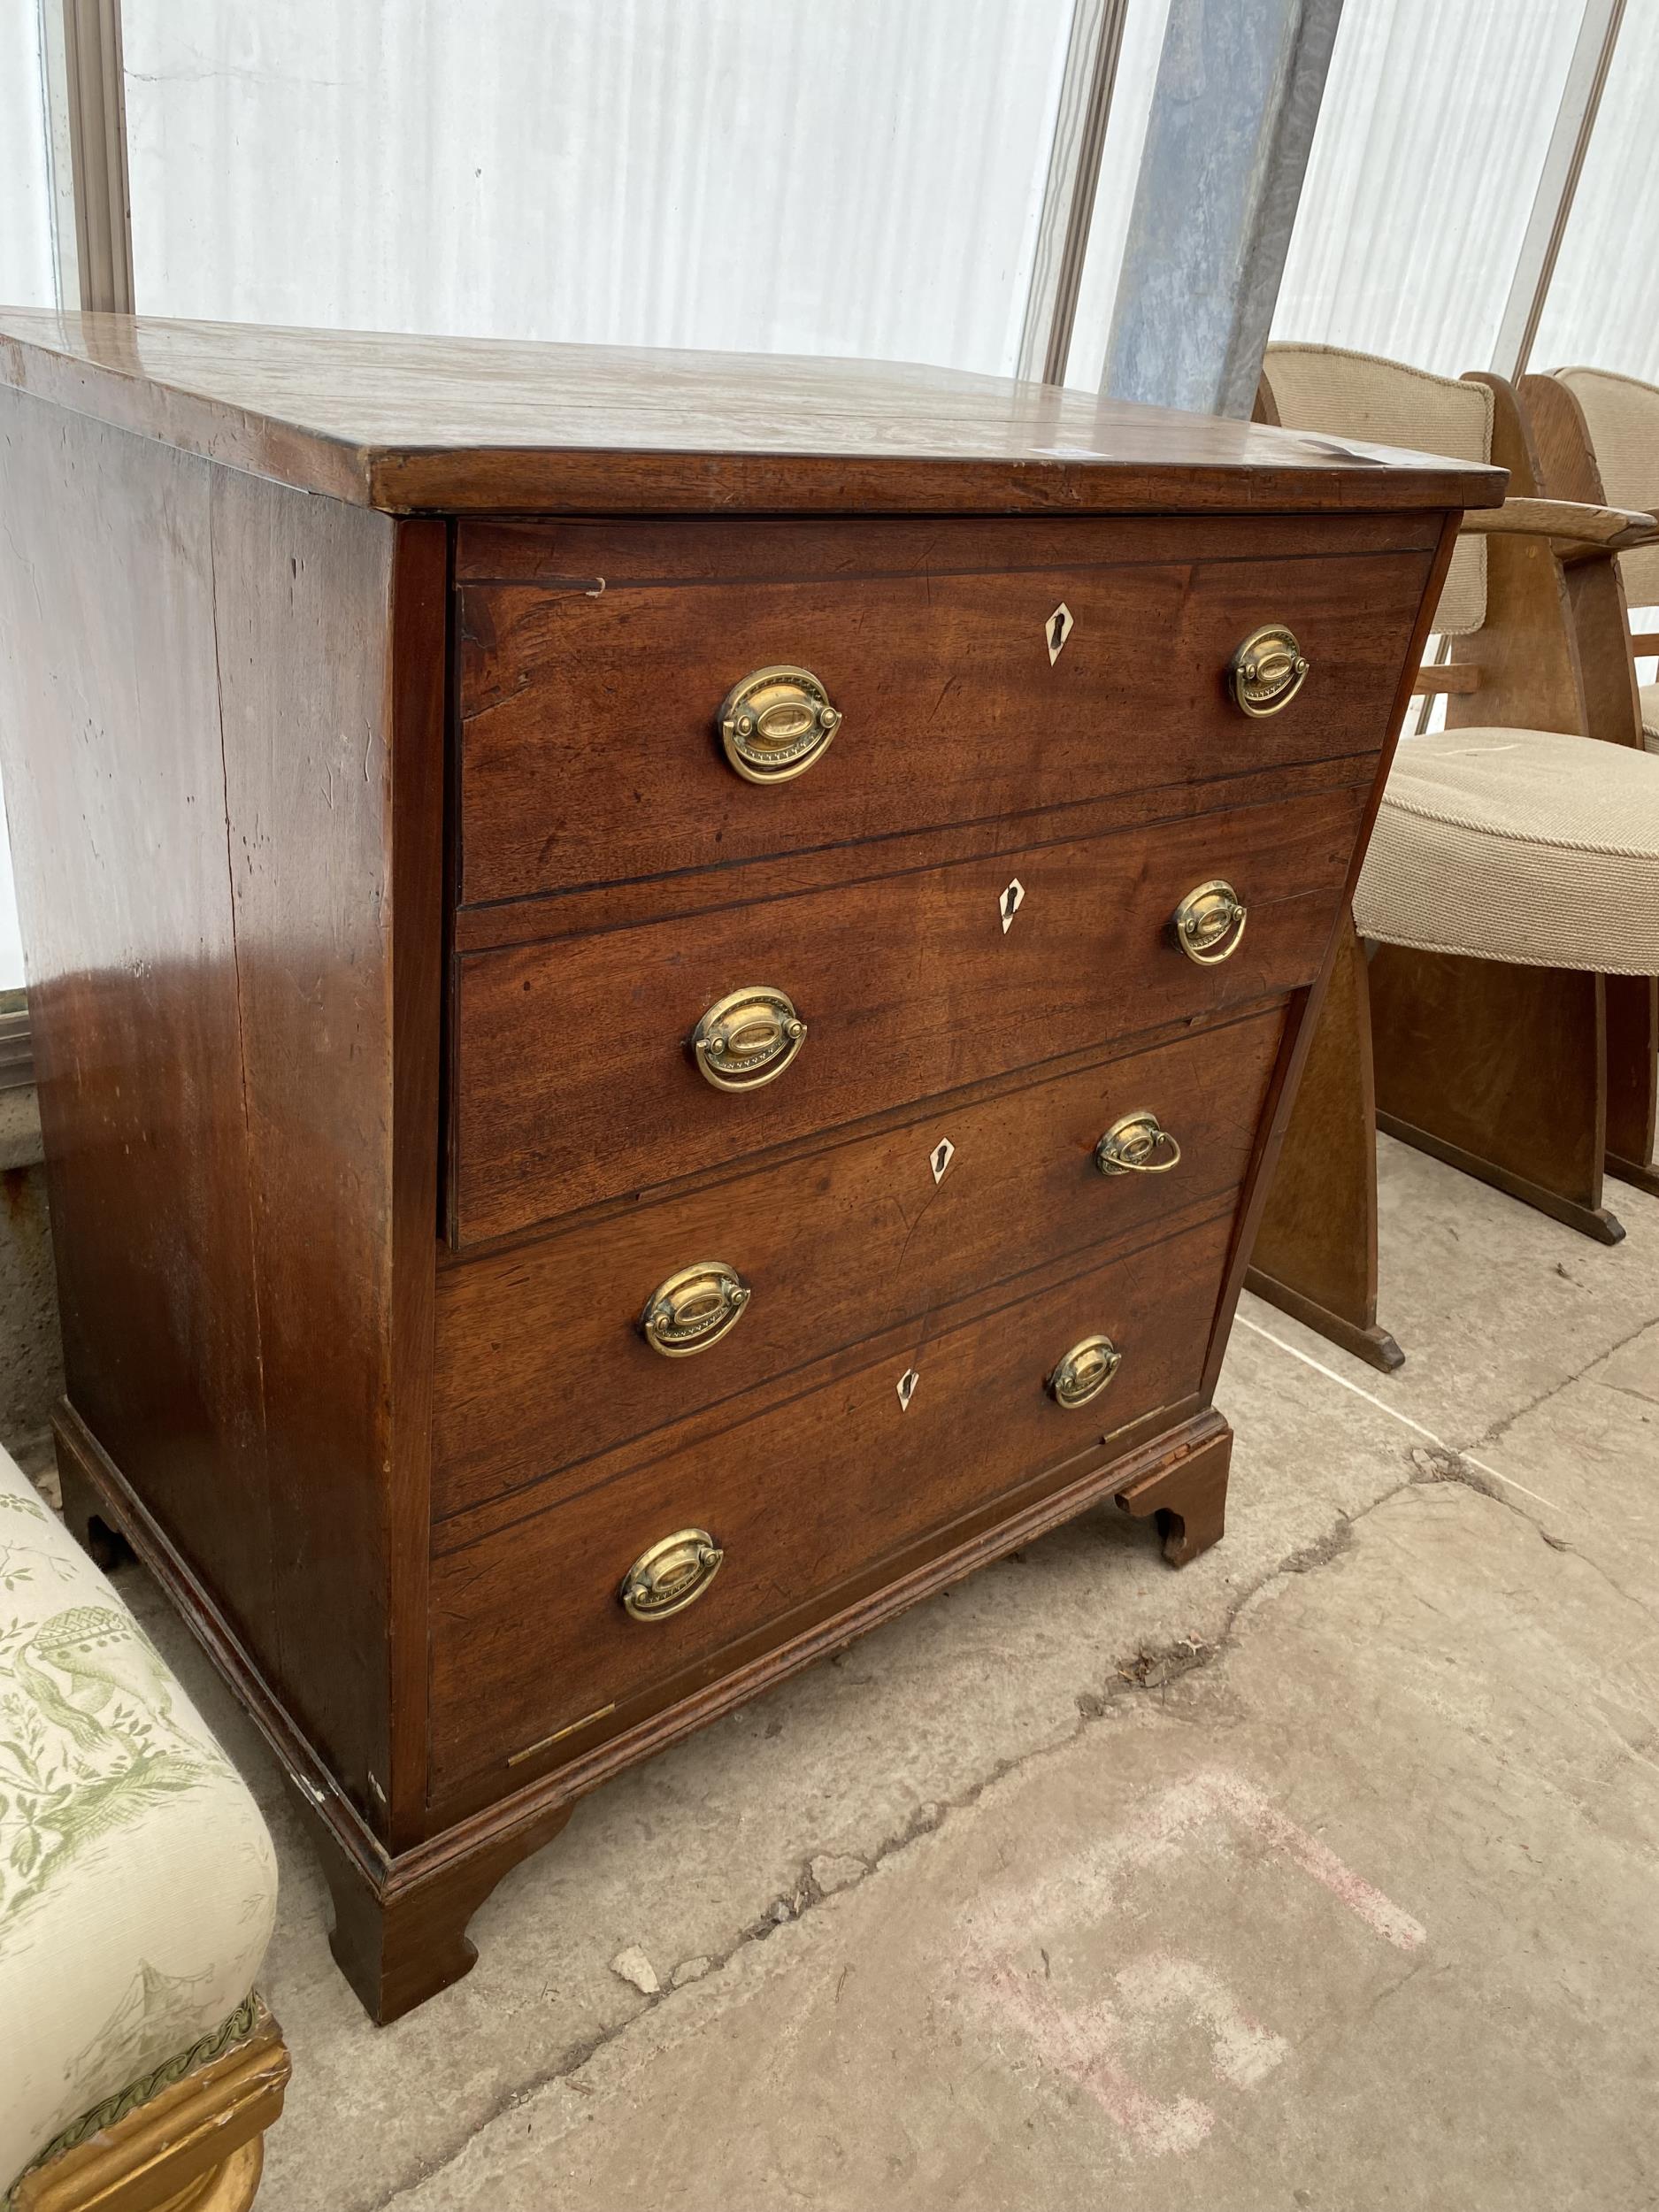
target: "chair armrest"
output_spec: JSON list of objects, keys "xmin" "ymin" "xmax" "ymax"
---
[{"xmin": 1458, "ymin": 496, "xmax": 1659, "ymax": 554}]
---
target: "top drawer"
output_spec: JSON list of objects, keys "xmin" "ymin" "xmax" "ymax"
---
[{"xmin": 455, "ymin": 514, "xmax": 1440, "ymax": 906}]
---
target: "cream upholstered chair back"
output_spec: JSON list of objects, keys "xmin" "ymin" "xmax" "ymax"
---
[
  {"xmin": 1555, "ymin": 366, "xmax": 1659, "ymax": 611},
  {"xmin": 1263, "ymin": 343, "xmax": 1495, "ymax": 637}
]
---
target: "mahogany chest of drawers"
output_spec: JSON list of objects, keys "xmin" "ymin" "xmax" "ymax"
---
[{"xmin": 0, "ymin": 312, "xmax": 1499, "ymax": 2021}]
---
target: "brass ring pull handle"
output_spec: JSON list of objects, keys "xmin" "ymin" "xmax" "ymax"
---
[
  {"xmin": 1048, "ymin": 1334, "xmax": 1122, "ymax": 1410},
  {"xmin": 1094, "ymin": 1110, "xmax": 1182, "ymax": 1178},
  {"xmin": 1173, "ymin": 879, "xmax": 1248, "ymax": 966},
  {"xmin": 641, "ymin": 1260, "xmax": 751, "ymax": 1357},
  {"xmin": 691, "ymin": 985, "xmax": 808, "ymax": 1093},
  {"xmin": 1227, "ymin": 624, "xmax": 1309, "ymax": 718},
  {"xmin": 619, "ymin": 1529, "xmax": 726, "ymax": 1621},
  {"xmin": 718, "ymin": 664, "xmax": 842, "ymax": 784}
]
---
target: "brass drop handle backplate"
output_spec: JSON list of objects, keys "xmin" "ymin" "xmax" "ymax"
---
[
  {"xmin": 1173, "ymin": 879, "xmax": 1248, "ymax": 965},
  {"xmin": 1094, "ymin": 1110, "xmax": 1182, "ymax": 1177},
  {"xmin": 641, "ymin": 1260, "xmax": 751, "ymax": 1357},
  {"xmin": 718, "ymin": 664, "xmax": 842, "ymax": 784},
  {"xmin": 619, "ymin": 1529, "xmax": 726, "ymax": 1622},
  {"xmin": 691, "ymin": 985, "xmax": 808, "ymax": 1093},
  {"xmin": 1048, "ymin": 1334, "xmax": 1122, "ymax": 1409},
  {"xmin": 1227, "ymin": 624, "xmax": 1309, "ymax": 718}
]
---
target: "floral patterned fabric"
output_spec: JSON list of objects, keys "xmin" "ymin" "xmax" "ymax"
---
[{"xmin": 0, "ymin": 1446, "xmax": 278, "ymax": 2195}]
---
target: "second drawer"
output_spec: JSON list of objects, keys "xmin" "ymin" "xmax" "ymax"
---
[
  {"xmin": 449, "ymin": 780, "xmax": 1363, "ymax": 1243},
  {"xmin": 432, "ymin": 1006, "xmax": 1285, "ymax": 1518}
]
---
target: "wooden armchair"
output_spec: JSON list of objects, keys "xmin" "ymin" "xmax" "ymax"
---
[{"xmin": 1246, "ymin": 343, "xmax": 1659, "ymax": 1369}]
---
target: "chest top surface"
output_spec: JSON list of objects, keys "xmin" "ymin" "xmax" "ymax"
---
[{"xmin": 0, "ymin": 310, "xmax": 1503, "ymax": 519}]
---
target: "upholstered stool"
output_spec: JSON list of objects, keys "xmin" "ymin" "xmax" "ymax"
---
[
  {"xmin": 0, "ymin": 1445, "xmax": 286, "ymax": 2211},
  {"xmin": 1356, "ymin": 727, "xmax": 1659, "ymax": 973}
]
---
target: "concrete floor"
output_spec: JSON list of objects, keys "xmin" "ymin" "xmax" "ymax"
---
[{"xmin": 108, "ymin": 1134, "xmax": 1659, "ymax": 2210}]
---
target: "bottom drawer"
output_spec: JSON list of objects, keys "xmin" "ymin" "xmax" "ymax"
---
[{"xmin": 427, "ymin": 1208, "xmax": 1234, "ymax": 1797}]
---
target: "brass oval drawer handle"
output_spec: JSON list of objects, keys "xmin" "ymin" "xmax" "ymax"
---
[
  {"xmin": 691, "ymin": 984, "xmax": 808, "ymax": 1093},
  {"xmin": 1227, "ymin": 624, "xmax": 1309, "ymax": 718},
  {"xmin": 641, "ymin": 1260, "xmax": 751, "ymax": 1357},
  {"xmin": 619, "ymin": 1528, "xmax": 726, "ymax": 1621},
  {"xmin": 1173, "ymin": 879, "xmax": 1248, "ymax": 965},
  {"xmin": 718, "ymin": 664, "xmax": 842, "ymax": 784},
  {"xmin": 1048, "ymin": 1333, "xmax": 1122, "ymax": 1409},
  {"xmin": 1094, "ymin": 1110, "xmax": 1182, "ymax": 1177}
]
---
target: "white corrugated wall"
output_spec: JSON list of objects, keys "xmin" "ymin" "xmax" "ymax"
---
[
  {"xmin": 1271, "ymin": 0, "xmax": 1589, "ymax": 372},
  {"xmin": 0, "ymin": 0, "xmax": 1655, "ymax": 986},
  {"xmin": 121, "ymin": 0, "xmax": 1076, "ymax": 374},
  {"xmin": 1532, "ymin": 14, "xmax": 1659, "ymax": 380},
  {"xmin": 0, "ymin": 3, "xmax": 54, "ymax": 992}
]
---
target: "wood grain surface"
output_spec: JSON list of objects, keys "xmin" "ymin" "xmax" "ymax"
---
[
  {"xmin": 1244, "ymin": 922, "xmax": 1403, "ymax": 1370},
  {"xmin": 427, "ymin": 1210, "xmax": 1233, "ymax": 1793},
  {"xmin": 0, "ymin": 320, "xmax": 1469, "ymax": 2016},
  {"xmin": 433, "ymin": 1006, "xmax": 1286, "ymax": 1516},
  {"xmin": 1371, "ymin": 946, "xmax": 1616, "ymax": 1240},
  {"xmin": 450, "ymin": 782, "xmax": 1366, "ymax": 1242},
  {"xmin": 457, "ymin": 518, "xmax": 1438, "ymax": 903},
  {"xmin": 0, "ymin": 310, "xmax": 1507, "ymax": 516},
  {"xmin": 449, "ymin": 752, "xmax": 1385, "ymax": 957},
  {"xmin": 0, "ymin": 386, "xmax": 440, "ymax": 1829}
]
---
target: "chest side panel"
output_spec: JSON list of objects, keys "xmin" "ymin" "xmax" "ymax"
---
[{"xmin": 0, "ymin": 386, "xmax": 441, "ymax": 1830}]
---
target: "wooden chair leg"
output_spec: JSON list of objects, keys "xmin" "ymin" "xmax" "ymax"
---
[
  {"xmin": 1246, "ymin": 923, "xmax": 1404, "ymax": 1371},
  {"xmin": 1368, "ymin": 945, "xmax": 1624, "ymax": 1244},
  {"xmin": 1604, "ymin": 973, "xmax": 1659, "ymax": 1200}
]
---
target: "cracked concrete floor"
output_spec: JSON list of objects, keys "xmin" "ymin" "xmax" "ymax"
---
[{"xmin": 107, "ymin": 1134, "xmax": 1659, "ymax": 2209}]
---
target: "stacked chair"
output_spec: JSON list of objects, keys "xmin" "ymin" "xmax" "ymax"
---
[
  {"xmin": 1541, "ymin": 366, "xmax": 1659, "ymax": 755},
  {"xmin": 1247, "ymin": 343, "xmax": 1659, "ymax": 1368},
  {"xmin": 1522, "ymin": 365, "xmax": 1659, "ymax": 1200}
]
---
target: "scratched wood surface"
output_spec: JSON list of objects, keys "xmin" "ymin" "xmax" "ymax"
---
[{"xmin": 0, "ymin": 310, "xmax": 1506, "ymax": 516}]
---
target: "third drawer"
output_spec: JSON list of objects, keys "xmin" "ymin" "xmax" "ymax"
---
[{"xmin": 432, "ymin": 1004, "xmax": 1286, "ymax": 1519}]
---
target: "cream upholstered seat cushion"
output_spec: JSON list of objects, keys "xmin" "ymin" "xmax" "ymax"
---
[
  {"xmin": 1355, "ymin": 728, "xmax": 1659, "ymax": 974},
  {"xmin": 0, "ymin": 1447, "xmax": 277, "ymax": 2199}
]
